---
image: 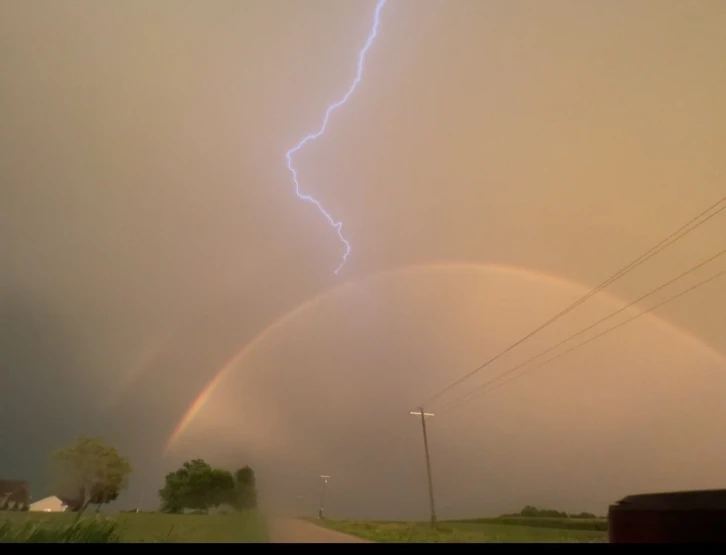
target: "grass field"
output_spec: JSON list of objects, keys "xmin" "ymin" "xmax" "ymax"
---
[
  {"xmin": 0, "ymin": 511, "xmax": 269, "ymax": 543},
  {"xmin": 458, "ymin": 516, "xmax": 608, "ymax": 532},
  {"xmin": 316, "ymin": 518, "xmax": 608, "ymax": 543}
]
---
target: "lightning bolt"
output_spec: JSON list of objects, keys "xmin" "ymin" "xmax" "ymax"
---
[{"xmin": 285, "ymin": 0, "xmax": 388, "ymax": 276}]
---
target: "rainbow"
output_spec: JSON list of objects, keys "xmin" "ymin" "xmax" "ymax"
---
[{"xmin": 164, "ymin": 260, "xmax": 723, "ymax": 452}]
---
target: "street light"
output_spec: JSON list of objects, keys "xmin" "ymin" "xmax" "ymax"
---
[{"xmin": 319, "ymin": 475, "xmax": 331, "ymax": 520}]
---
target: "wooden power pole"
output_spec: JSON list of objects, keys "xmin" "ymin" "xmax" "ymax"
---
[{"xmin": 410, "ymin": 408, "xmax": 437, "ymax": 528}]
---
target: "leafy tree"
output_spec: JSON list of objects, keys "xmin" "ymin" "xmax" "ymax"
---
[
  {"xmin": 89, "ymin": 481, "xmax": 123, "ymax": 512},
  {"xmin": 159, "ymin": 460, "xmax": 258, "ymax": 513},
  {"xmin": 206, "ymin": 468, "xmax": 236, "ymax": 509},
  {"xmin": 50, "ymin": 436, "xmax": 132, "ymax": 515},
  {"xmin": 231, "ymin": 466, "xmax": 258, "ymax": 510},
  {"xmin": 159, "ymin": 459, "xmax": 235, "ymax": 513},
  {"xmin": 158, "ymin": 470, "xmax": 185, "ymax": 514}
]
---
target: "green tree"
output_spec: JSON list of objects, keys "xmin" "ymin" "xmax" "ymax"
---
[
  {"xmin": 159, "ymin": 459, "xmax": 236, "ymax": 514},
  {"xmin": 231, "ymin": 466, "xmax": 258, "ymax": 510},
  {"xmin": 518, "ymin": 505, "xmax": 569, "ymax": 518},
  {"xmin": 50, "ymin": 436, "xmax": 132, "ymax": 516}
]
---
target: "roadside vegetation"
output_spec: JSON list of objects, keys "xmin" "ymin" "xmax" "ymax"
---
[
  {"xmin": 2, "ymin": 435, "xmax": 267, "ymax": 543},
  {"xmin": 314, "ymin": 506, "xmax": 608, "ymax": 543},
  {"xmin": 0, "ymin": 511, "xmax": 268, "ymax": 543},
  {"xmin": 457, "ymin": 505, "xmax": 607, "ymax": 532},
  {"xmin": 0, "ymin": 518, "xmax": 120, "ymax": 543}
]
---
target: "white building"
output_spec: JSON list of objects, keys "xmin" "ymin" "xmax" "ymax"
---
[{"xmin": 29, "ymin": 496, "xmax": 69, "ymax": 512}]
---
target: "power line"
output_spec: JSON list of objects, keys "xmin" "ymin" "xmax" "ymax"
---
[
  {"xmin": 318, "ymin": 199, "xmax": 726, "ymax": 491},
  {"xmin": 323, "ymin": 269, "xmax": 723, "ymax": 519},
  {"xmin": 437, "ymin": 269, "xmax": 725, "ymax": 418},
  {"xmin": 319, "ymin": 255, "xmax": 725, "ymax": 522},
  {"xmin": 312, "ymin": 192, "xmax": 726, "ymax": 505},
  {"xmin": 434, "ymin": 247, "xmax": 726, "ymax": 413},
  {"xmin": 415, "ymin": 194, "xmax": 726, "ymax": 409}
]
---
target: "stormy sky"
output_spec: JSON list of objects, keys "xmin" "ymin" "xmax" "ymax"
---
[{"xmin": 1, "ymin": 0, "xmax": 725, "ymax": 518}]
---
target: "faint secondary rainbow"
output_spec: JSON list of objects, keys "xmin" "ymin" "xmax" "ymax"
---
[{"xmin": 164, "ymin": 260, "xmax": 724, "ymax": 452}]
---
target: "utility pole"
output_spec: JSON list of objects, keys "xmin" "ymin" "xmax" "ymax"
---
[
  {"xmin": 319, "ymin": 475, "xmax": 330, "ymax": 520},
  {"xmin": 410, "ymin": 408, "xmax": 437, "ymax": 528}
]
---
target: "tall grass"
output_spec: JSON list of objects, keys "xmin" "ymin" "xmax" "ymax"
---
[
  {"xmin": 0, "ymin": 518, "xmax": 120, "ymax": 543},
  {"xmin": 1, "ymin": 511, "xmax": 269, "ymax": 543}
]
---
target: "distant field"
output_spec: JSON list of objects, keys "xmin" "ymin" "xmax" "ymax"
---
[
  {"xmin": 315, "ymin": 518, "xmax": 608, "ymax": 543},
  {"xmin": 0, "ymin": 511, "xmax": 268, "ymax": 543},
  {"xmin": 457, "ymin": 516, "xmax": 608, "ymax": 532}
]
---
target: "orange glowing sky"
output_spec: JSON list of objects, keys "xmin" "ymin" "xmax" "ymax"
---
[{"xmin": 1, "ymin": 0, "xmax": 725, "ymax": 515}]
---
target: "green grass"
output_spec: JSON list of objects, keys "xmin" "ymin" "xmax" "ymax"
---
[
  {"xmin": 457, "ymin": 516, "xmax": 608, "ymax": 532},
  {"xmin": 0, "ymin": 518, "xmax": 120, "ymax": 543},
  {"xmin": 315, "ymin": 518, "xmax": 607, "ymax": 543},
  {"xmin": 0, "ymin": 511, "xmax": 269, "ymax": 543}
]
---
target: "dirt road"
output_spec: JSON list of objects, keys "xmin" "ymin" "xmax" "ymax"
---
[{"xmin": 267, "ymin": 518, "xmax": 371, "ymax": 543}]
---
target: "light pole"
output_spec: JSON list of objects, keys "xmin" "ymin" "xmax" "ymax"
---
[
  {"xmin": 410, "ymin": 408, "xmax": 437, "ymax": 528},
  {"xmin": 319, "ymin": 475, "xmax": 330, "ymax": 520}
]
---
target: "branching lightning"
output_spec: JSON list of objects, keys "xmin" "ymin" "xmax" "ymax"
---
[{"xmin": 285, "ymin": 0, "xmax": 388, "ymax": 275}]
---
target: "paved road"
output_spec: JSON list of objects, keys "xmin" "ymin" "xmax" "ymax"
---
[{"xmin": 267, "ymin": 518, "xmax": 371, "ymax": 543}]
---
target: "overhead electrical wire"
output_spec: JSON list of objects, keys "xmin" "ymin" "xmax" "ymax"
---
[
  {"xmin": 434, "ymin": 247, "xmax": 726, "ymax": 414},
  {"xmin": 327, "ymin": 252, "xmax": 726, "ymax": 483},
  {"xmin": 436, "ymin": 269, "xmax": 725, "ymax": 418},
  {"xmin": 325, "ymin": 266, "xmax": 725, "ymax": 518},
  {"xmin": 316, "ymin": 191, "xmax": 726, "ymax": 497},
  {"xmin": 427, "ymin": 262, "xmax": 725, "ymax": 519},
  {"xmin": 415, "ymin": 193, "xmax": 726, "ymax": 410}
]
